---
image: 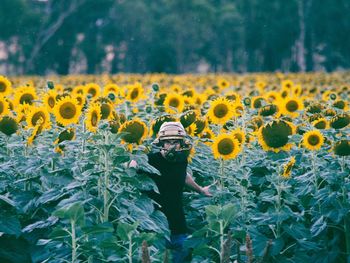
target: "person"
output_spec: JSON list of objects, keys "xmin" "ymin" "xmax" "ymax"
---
[{"xmin": 128, "ymin": 121, "xmax": 212, "ymax": 263}]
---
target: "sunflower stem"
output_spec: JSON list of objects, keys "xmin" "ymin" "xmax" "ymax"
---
[
  {"xmin": 219, "ymin": 158, "xmax": 225, "ymax": 206},
  {"xmin": 81, "ymin": 121, "xmax": 86, "ymax": 155},
  {"xmin": 103, "ymin": 132, "xmax": 110, "ymax": 222},
  {"xmin": 71, "ymin": 219, "xmax": 77, "ymax": 263},
  {"xmin": 311, "ymin": 150, "xmax": 318, "ymax": 191},
  {"xmin": 341, "ymin": 156, "xmax": 346, "ymax": 172}
]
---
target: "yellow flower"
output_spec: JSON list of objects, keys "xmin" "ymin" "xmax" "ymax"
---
[
  {"xmin": 27, "ymin": 106, "xmax": 51, "ymax": 130},
  {"xmin": 302, "ymin": 130, "xmax": 324, "ymax": 151},
  {"xmin": 13, "ymin": 86, "xmax": 38, "ymax": 106},
  {"xmin": 118, "ymin": 119, "xmax": 148, "ymax": 144},
  {"xmin": 312, "ymin": 118, "xmax": 329, "ymax": 130},
  {"xmin": 0, "ymin": 75, "xmax": 12, "ymax": 96},
  {"xmin": 281, "ymin": 79, "xmax": 294, "ymax": 90},
  {"xmin": 282, "ymin": 156, "xmax": 296, "ymax": 179},
  {"xmin": 251, "ymin": 96, "xmax": 266, "ymax": 109},
  {"xmin": 163, "ymin": 93, "xmax": 185, "ymax": 114},
  {"xmin": 85, "ymin": 103, "xmax": 101, "ymax": 133},
  {"xmin": 231, "ymin": 128, "xmax": 245, "ymax": 146},
  {"xmin": 258, "ymin": 120, "xmax": 295, "ymax": 152},
  {"xmin": 207, "ymin": 97, "xmax": 234, "ymax": 125},
  {"xmin": 0, "ymin": 96, "xmax": 10, "ymax": 116},
  {"xmin": 126, "ymin": 82, "xmax": 145, "ymax": 102},
  {"xmin": 54, "ymin": 97, "xmax": 82, "ymax": 126},
  {"xmin": 212, "ymin": 134, "xmax": 240, "ymax": 160},
  {"xmin": 279, "ymin": 96, "xmax": 304, "ymax": 118},
  {"xmin": 43, "ymin": 90, "xmax": 58, "ymax": 112},
  {"xmin": 85, "ymin": 83, "xmax": 101, "ymax": 99},
  {"xmin": 217, "ymin": 78, "xmax": 230, "ymax": 90}
]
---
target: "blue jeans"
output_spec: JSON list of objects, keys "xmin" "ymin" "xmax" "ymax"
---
[{"xmin": 165, "ymin": 234, "xmax": 191, "ymax": 263}]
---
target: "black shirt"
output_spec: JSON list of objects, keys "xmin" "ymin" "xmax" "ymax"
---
[{"xmin": 144, "ymin": 151, "xmax": 188, "ymax": 235}]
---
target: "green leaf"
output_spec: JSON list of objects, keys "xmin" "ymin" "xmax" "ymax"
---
[
  {"xmin": 82, "ymin": 222, "xmax": 114, "ymax": 235},
  {"xmin": 311, "ymin": 216, "xmax": 327, "ymax": 237},
  {"xmin": 116, "ymin": 222, "xmax": 138, "ymax": 241},
  {"xmin": 0, "ymin": 194, "xmax": 16, "ymax": 207},
  {"xmin": 0, "ymin": 214, "xmax": 21, "ymax": 237},
  {"xmin": 221, "ymin": 203, "xmax": 237, "ymax": 226},
  {"xmin": 53, "ymin": 202, "xmax": 85, "ymax": 226}
]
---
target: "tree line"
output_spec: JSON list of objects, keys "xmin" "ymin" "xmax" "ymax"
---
[{"xmin": 0, "ymin": 0, "xmax": 349, "ymax": 75}]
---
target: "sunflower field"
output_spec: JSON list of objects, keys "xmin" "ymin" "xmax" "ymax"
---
[{"xmin": 0, "ymin": 73, "xmax": 349, "ymax": 263}]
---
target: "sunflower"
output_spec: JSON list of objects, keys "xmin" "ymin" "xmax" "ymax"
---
[
  {"xmin": 13, "ymin": 86, "xmax": 38, "ymax": 106},
  {"xmin": 54, "ymin": 128, "xmax": 76, "ymax": 154},
  {"xmin": 99, "ymin": 102, "xmax": 114, "ymax": 120},
  {"xmin": 281, "ymin": 79, "xmax": 293, "ymax": 90},
  {"xmin": 225, "ymin": 92, "xmax": 241, "ymax": 103},
  {"xmin": 312, "ymin": 118, "xmax": 328, "ymax": 129},
  {"xmin": 72, "ymin": 85, "xmax": 86, "ymax": 96},
  {"xmin": 324, "ymin": 108, "xmax": 336, "ymax": 117},
  {"xmin": 212, "ymin": 134, "xmax": 240, "ymax": 160},
  {"xmin": 27, "ymin": 106, "xmax": 51, "ymax": 130},
  {"xmin": 258, "ymin": 120, "xmax": 295, "ymax": 152},
  {"xmin": 194, "ymin": 118, "xmax": 207, "ymax": 135},
  {"xmin": 200, "ymin": 128, "xmax": 215, "ymax": 140},
  {"xmin": 85, "ymin": 103, "xmax": 101, "ymax": 133},
  {"xmin": 207, "ymin": 97, "xmax": 234, "ymax": 125},
  {"xmin": 306, "ymin": 103, "xmax": 323, "ymax": 114},
  {"xmin": 330, "ymin": 113, "xmax": 350, "ymax": 129},
  {"xmin": 333, "ymin": 100, "xmax": 348, "ymax": 111},
  {"xmin": 231, "ymin": 128, "xmax": 245, "ymax": 146},
  {"xmin": 103, "ymin": 83, "xmax": 120, "ymax": 97},
  {"xmin": 259, "ymin": 104, "xmax": 278, "ymax": 117},
  {"xmin": 73, "ymin": 94, "xmax": 86, "ymax": 108},
  {"xmin": 109, "ymin": 120, "xmax": 120, "ymax": 134},
  {"xmin": 0, "ymin": 96, "xmax": 10, "ymax": 116},
  {"xmin": 54, "ymin": 97, "xmax": 82, "ymax": 126},
  {"xmin": 0, "ymin": 116, "xmax": 18, "ymax": 136},
  {"xmin": 180, "ymin": 110, "xmax": 197, "ymax": 128},
  {"xmin": 282, "ymin": 156, "xmax": 296, "ymax": 179},
  {"xmin": 232, "ymin": 102, "xmax": 244, "ymax": 117},
  {"xmin": 0, "ymin": 76, "xmax": 12, "ymax": 96},
  {"xmin": 186, "ymin": 123, "xmax": 197, "ymax": 137},
  {"xmin": 265, "ymin": 91, "xmax": 281, "ymax": 103},
  {"xmin": 163, "ymin": 93, "xmax": 185, "ymax": 114},
  {"xmin": 85, "ymin": 83, "xmax": 101, "ymax": 99},
  {"xmin": 217, "ymin": 78, "xmax": 230, "ymax": 90},
  {"xmin": 251, "ymin": 96, "xmax": 266, "ymax": 109},
  {"xmin": 43, "ymin": 90, "xmax": 58, "ymax": 112},
  {"xmin": 118, "ymin": 119, "xmax": 148, "ymax": 144},
  {"xmin": 302, "ymin": 130, "xmax": 324, "ymax": 151},
  {"xmin": 279, "ymin": 96, "xmax": 304, "ymax": 118},
  {"xmin": 14, "ymin": 103, "xmax": 32, "ymax": 123},
  {"xmin": 126, "ymin": 82, "xmax": 145, "ymax": 102},
  {"xmin": 27, "ymin": 120, "xmax": 43, "ymax": 146},
  {"xmin": 333, "ymin": 140, "xmax": 350, "ymax": 156}
]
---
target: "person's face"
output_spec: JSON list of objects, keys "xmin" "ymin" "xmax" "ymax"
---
[{"xmin": 162, "ymin": 139, "xmax": 181, "ymax": 150}]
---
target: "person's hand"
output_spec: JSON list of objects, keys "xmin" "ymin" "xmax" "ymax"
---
[
  {"xmin": 200, "ymin": 185, "xmax": 213, "ymax": 197},
  {"xmin": 128, "ymin": 160, "xmax": 138, "ymax": 169}
]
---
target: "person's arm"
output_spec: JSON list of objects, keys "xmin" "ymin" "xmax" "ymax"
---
[{"xmin": 185, "ymin": 171, "xmax": 212, "ymax": 197}]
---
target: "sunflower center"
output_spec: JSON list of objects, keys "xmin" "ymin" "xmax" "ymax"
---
[
  {"xmin": 59, "ymin": 102, "xmax": 76, "ymax": 119},
  {"xmin": 130, "ymin": 89, "xmax": 139, "ymax": 100},
  {"xmin": 261, "ymin": 121, "xmax": 292, "ymax": 148},
  {"xmin": 0, "ymin": 82, "xmax": 6, "ymax": 92},
  {"xmin": 307, "ymin": 135, "xmax": 320, "ymax": 146},
  {"xmin": 253, "ymin": 98, "xmax": 264, "ymax": 108},
  {"xmin": 218, "ymin": 138, "xmax": 234, "ymax": 155},
  {"xmin": 286, "ymin": 100, "xmax": 299, "ymax": 112},
  {"xmin": 214, "ymin": 103, "xmax": 228, "ymax": 118},
  {"xmin": 91, "ymin": 111, "xmax": 98, "ymax": 126},
  {"xmin": 122, "ymin": 122, "xmax": 145, "ymax": 144},
  {"xmin": 32, "ymin": 111, "xmax": 46, "ymax": 126},
  {"xmin": 101, "ymin": 103, "xmax": 111, "ymax": 119},
  {"xmin": 88, "ymin": 88, "xmax": 96, "ymax": 97},
  {"xmin": 20, "ymin": 93, "xmax": 34, "ymax": 105},
  {"xmin": 169, "ymin": 98, "xmax": 180, "ymax": 108},
  {"xmin": 314, "ymin": 121, "xmax": 326, "ymax": 129},
  {"xmin": 48, "ymin": 97, "xmax": 55, "ymax": 108},
  {"xmin": 334, "ymin": 101, "xmax": 345, "ymax": 109}
]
